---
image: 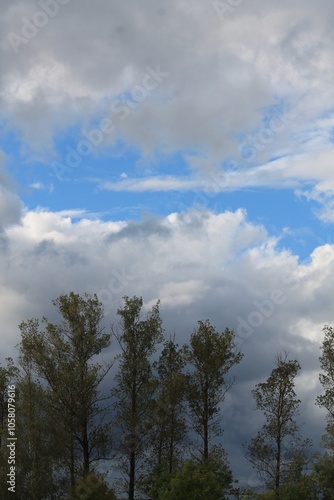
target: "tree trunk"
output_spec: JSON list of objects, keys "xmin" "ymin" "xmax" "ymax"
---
[
  {"xmin": 82, "ymin": 420, "xmax": 90, "ymax": 477},
  {"xmin": 129, "ymin": 369, "xmax": 137, "ymax": 500},
  {"xmin": 129, "ymin": 446, "xmax": 135, "ymax": 500},
  {"xmin": 203, "ymin": 379, "xmax": 209, "ymax": 460},
  {"xmin": 275, "ymin": 429, "xmax": 281, "ymax": 496},
  {"xmin": 169, "ymin": 407, "xmax": 175, "ymax": 473}
]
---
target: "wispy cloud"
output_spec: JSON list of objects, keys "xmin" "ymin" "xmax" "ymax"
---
[
  {"xmin": 30, "ymin": 182, "xmax": 54, "ymax": 192},
  {"xmin": 101, "ymin": 176, "xmax": 204, "ymax": 192},
  {"xmin": 97, "ymin": 158, "xmax": 305, "ymax": 194}
]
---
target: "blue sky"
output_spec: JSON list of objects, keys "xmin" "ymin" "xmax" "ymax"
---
[
  {"xmin": 5, "ymin": 108, "xmax": 332, "ymax": 263},
  {"xmin": 11, "ymin": 132, "xmax": 332, "ymax": 262},
  {"xmin": 1, "ymin": 0, "xmax": 334, "ymax": 488}
]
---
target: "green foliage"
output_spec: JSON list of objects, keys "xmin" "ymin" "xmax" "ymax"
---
[
  {"xmin": 313, "ymin": 325, "xmax": 334, "ymax": 499},
  {"xmin": 68, "ymin": 473, "xmax": 117, "ymax": 499},
  {"xmin": 185, "ymin": 320, "xmax": 243, "ymax": 459},
  {"xmin": 15, "ymin": 369, "xmax": 69, "ymax": 498},
  {"xmin": 139, "ymin": 461, "xmax": 173, "ymax": 500},
  {"xmin": 316, "ymin": 325, "xmax": 334, "ymax": 422},
  {"xmin": 278, "ymin": 454, "xmax": 318, "ymax": 499},
  {"xmin": 0, "ymin": 359, "xmax": 20, "ymax": 498},
  {"xmin": 245, "ymin": 353, "xmax": 310, "ymax": 495},
  {"xmin": 312, "ymin": 424, "xmax": 334, "ymax": 499},
  {"xmin": 247, "ymin": 472, "xmax": 318, "ymax": 500},
  {"xmin": 159, "ymin": 458, "xmax": 232, "ymax": 500},
  {"xmin": 4, "ymin": 294, "xmax": 334, "ymax": 498},
  {"xmin": 313, "ymin": 453, "xmax": 334, "ymax": 499},
  {"xmin": 18, "ymin": 292, "xmax": 113, "ymax": 484},
  {"xmin": 278, "ymin": 477, "xmax": 318, "ymax": 499},
  {"xmin": 0, "ymin": 358, "xmax": 18, "ymax": 443},
  {"xmin": 113, "ymin": 295, "xmax": 163, "ymax": 500},
  {"xmin": 149, "ymin": 338, "xmax": 187, "ymax": 472}
]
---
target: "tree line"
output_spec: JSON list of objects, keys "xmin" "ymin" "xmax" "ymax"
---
[{"xmin": 0, "ymin": 292, "xmax": 333, "ymax": 499}]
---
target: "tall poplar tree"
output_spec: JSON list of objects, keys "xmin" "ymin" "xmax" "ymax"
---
[
  {"xmin": 185, "ymin": 320, "xmax": 243, "ymax": 461},
  {"xmin": 245, "ymin": 353, "xmax": 310, "ymax": 496},
  {"xmin": 113, "ymin": 295, "xmax": 163, "ymax": 500},
  {"xmin": 19, "ymin": 292, "xmax": 113, "ymax": 486},
  {"xmin": 151, "ymin": 337, "xmax": 187, "ymax": 473},
  {"xmin": 314, "ymin": 325, "xmax": 334, "ymax": 498},
  {"xmin": 15, "ymin": 354, "xmax": 68, "ymax": 498},
  {"xmin": 140, "ymin": 338, "xmax": 188, "ymax": 499},
  {"xmin": 316, "ymin": 324, "xmax": 334, "ymax": 423}
]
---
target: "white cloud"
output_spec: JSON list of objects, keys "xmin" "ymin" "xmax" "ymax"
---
[
  {"xmin": 0, "ymin": 208, "xmax": 331, "ymax": 455},
  {"xmin": 1, "ymin": 0, "xmax": 333, "ymax": 166},
  {"xmin": 0, "ymin": 200, "xmax": 332, "ymax": 481},
  {"xmin": 29, "ymin": 182, "xmax": 54, "ymax": 192}
]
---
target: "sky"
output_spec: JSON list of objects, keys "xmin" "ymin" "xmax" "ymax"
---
[{"xmin": 1, "ymin": 0, "xmax": 334, "ymax": 488}]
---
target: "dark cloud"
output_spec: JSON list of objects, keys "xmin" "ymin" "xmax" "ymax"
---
[{"xmin": 0, "ymin": 207, "xmax": 331, "ymax": 482}]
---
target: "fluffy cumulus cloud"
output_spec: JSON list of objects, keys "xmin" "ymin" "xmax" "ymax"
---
[{"xmin": 0, "ymin": 206, "xmax": 332, "ymax": 479}]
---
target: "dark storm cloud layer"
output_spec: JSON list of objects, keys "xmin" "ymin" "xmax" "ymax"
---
[{"xmin": 0, "ymin": 208, "xmax": 332, "ymax": 481}]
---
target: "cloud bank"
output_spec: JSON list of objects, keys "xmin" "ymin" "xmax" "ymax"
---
[{"xmin": 0, "ymin": 206, "xmax": 332, "ymax": 480}]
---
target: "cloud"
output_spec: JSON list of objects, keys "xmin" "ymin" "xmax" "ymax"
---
[
  {"xmin": 0, "ymin": 205, "xmax": 331, "ymax": 479},
  {"xmin": 100, "ymin": 173, "xmax": 230, "ymax": 193},
  {"xmin": 29, "ymin": 182, "xmax": 54, "ymax": 192},
  {"xmin": 1, "ymin": 0, "xmax": 333, "ymax": 165},
  {"xmin": 0, "ymin": 152, "xmax": 22, "ymax": 229},
  {"xmin": 2, "ymin": 0, "xmax": 334, "ymax": 225},
  {"xmin": 99, "ymin": 145, "xmax": 334, "ymax": 222}
]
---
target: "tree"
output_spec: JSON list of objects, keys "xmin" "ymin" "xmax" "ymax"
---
[
  {"xmin": 313, "ymin": 431, "xmax": 334, "ymax": 499},
  {"xmin": 276, "ymin": 454, "xmax": 318, "ymax": 499},
  {"xmin": 245, "ymin": 353, "xmax": 311, "ymax": 496},
  {"xmin": 69, "ymin": 473, "xmax": 117, "ymax": 499},
  {"xmin": 151, "ymin": 337, "xmax": 187, "ymax": 472},
  {"xmin": 159, "ymin": 458, "xmax": 232, "ymax": 500},
  {"xmin": 14, "ymin": 354, "xmax": 69, "ymax": 498},
  {"xmin": 0, "ymin": 356, "xmax": 68, "ymax": 498},
  {"xmin": 314, "ymin": 325, "xmax": 334, "ymax": 499},
  {"xmin": 185, "ymin": 320, "xmax": 243, "ymax": 460},
  {"xmin": 316, "ymin": 325, "xmax": 334, "ymax": 422},
  {"xmin": 139, "ymin": 462, "xmax": 172, "ymax": 500},
  {"xmin": 0, "ymin": 358, "xmax": 18, "ymax": 449},
  {"xmin": 0, "ymin": 358, "xmax": 20, "ymax": 498},
  {"xmin": 19, "ymin": 292, "xmax": 113, "ymax": 485},
  {"xmin": 139, "ymin": 338, "xmax": 188, "ymax": 499},
  {"xmin": 113, "ymin": 295, "xmax": 163, "ymax": 500}
]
